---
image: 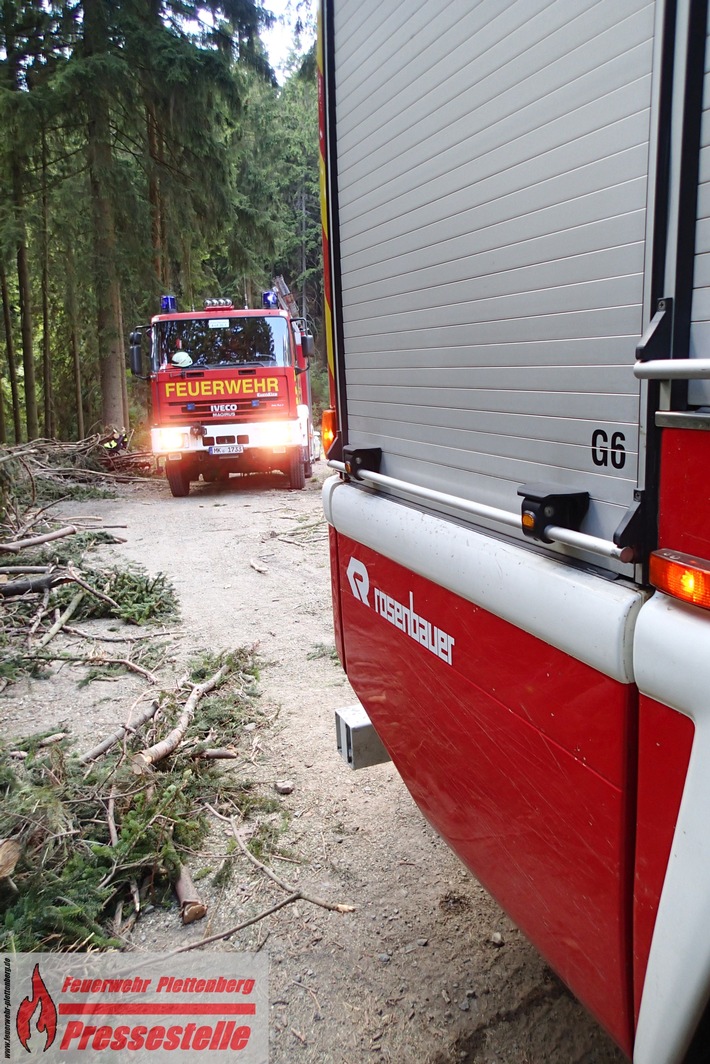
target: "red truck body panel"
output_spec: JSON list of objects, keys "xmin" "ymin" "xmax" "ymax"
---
[
  {"xmin": 319, "ymin": 1, "xmax": 710, "ymax": 1059},
  {"xmin": 150, "ymin": 365, "xmax": 296, "ymax": 427},
  {"xmin": 336, "ymin": 534, "xmax": 636, "ymax": 1052}
]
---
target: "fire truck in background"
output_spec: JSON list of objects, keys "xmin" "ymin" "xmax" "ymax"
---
[
  {"xmin": 130, "ymin": 280, "xmax": 315, "ymax": 497},
  {"xmin": 320, "ymin": 2, "xmax": 710, "ymax": 1062}
]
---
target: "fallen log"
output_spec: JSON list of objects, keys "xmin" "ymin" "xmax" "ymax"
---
[
  {"xmin": 190, "ymin": 748, "xmax": 240, "ymax": 761},
  {"xmin": 0, "ymin": 565, "xmax": 52, "ymax": 574},
  {"xmin": 132, "ymin": 664, "xmax": 230, "ymax": 772},
  {"xmin": 80, "ymin": 699, "xmax": 160, "ymax": 763},
  {"xmin": 0, "ymin": 574, "xmax": 67, "ymax": 598},
  {"xmin": 35, "ymin": 592, "xmax": 84, "ymax": 649},
  {"xmin": 174, "ymin": 865, "xmax": 207, "ymax": 925},
  {"xmin": 26, "ymin": 653, "xmax": 159, "ymax": 684},
  {"xmin": 0, "ymin": 525, "xmax": 81, "ymax": 554}
]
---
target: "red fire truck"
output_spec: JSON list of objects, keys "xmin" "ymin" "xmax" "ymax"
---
[
  {"xmin": 320, "ymin": 2, "xmax": 710, "ymax": 1061},
  {"xmin": 130, "ymin": 290, "xmax": 315, "ymax": 496}
]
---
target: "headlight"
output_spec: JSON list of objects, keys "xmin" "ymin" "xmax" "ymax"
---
[
  {"xmin": 261, "ymin": 422, "xmax": 301, "ymax": 447},
  {"xmin": 152, "ymin": 427, "xmax": 188, "ymax": 452}
]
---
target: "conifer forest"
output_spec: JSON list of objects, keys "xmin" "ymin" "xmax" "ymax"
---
[{"xmin": 0, "ymin": 0, "xmax": 321, "ymax": 442}]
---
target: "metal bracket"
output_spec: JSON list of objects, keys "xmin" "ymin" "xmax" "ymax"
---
[
  {"xmin": 517, "ymin": 483, "xmax": 589, "ymax": 544},
  {"xmin": 613, "ymin": 498, "xmax": 642, "ymax": 557},
  {"xmin": 635, "ymin": 297, "xmax": 673, "ymax": 362},
  {"xmin": 335, "ymin": 704, "xmax": 391, "ymax": 770},
  {"xmin": 342, "ymin": 446, "xmax": 382, "ymax": 481}
]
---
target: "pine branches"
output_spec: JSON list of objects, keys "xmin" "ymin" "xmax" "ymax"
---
[
  {"xmin": 0, "ymin": 646, "xmax": 261, "ymax": 952},
  {"xmin": 0, "ymin": 452, "xmax": 174, "ymax": 687}
]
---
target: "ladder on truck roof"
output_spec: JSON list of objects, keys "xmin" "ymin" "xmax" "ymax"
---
[{"xmin": 272, "ymin": 275, "xmax": 300, "ymax": 318}]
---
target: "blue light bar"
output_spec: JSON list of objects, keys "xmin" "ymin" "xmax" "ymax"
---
[
  {"xmin": 161, "ymin": 295, "xmax": 177, "ymax": 313},
  {"xmin": 262, "ymin": 290, "xmax": 278, "ymax": 309}
]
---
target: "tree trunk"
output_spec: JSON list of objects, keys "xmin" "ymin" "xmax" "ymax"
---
[
  {"xmin": 0, "ymin": 355, "xmax": 6, "ymax": 444},
  {"xmin": 16, "ymin": 223, "xmax": 38, "ymax": 440},
  {"xmin": 0, "ymin": 263, "xmax": 21, "ymax": 443},
  {"xmin": 146, "ymin": 104, "xmax": 164, "ymax": 285},
  {"xmin": 300, "ymin": 185, "xmax": 307, "ymax": 318},
  {"xmin": 65, "ymin": 247, "xmax": 84, "ymax": 440},
  {"xmin": 70, "ymin": 325, "xmax": 84, "ymax": 439},
  {"xmin": 41, "ymin": 126, "xmax": 53, "ymax": 438},
  {"xmin": 117, "ymin": 285, "xmax": 129, "ymax": 429},
  {"xmin": 83, "ymin": 0, "xmax": 127, "ymax": 432},
  {"xmin": 157, "ymin": 131, "xmax": 169, "ymax": 289},
  {"xmin": 4, "ymin": 6, "xmax": 38, "ymax": 440}
]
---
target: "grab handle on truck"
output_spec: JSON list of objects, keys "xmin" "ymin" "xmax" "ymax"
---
[
  {"xmin": 327, "ymin": 462, "xmax": 635, "ymax": 564},
  {"xmin": 634, "ymin": 358, "xmax": 710, "ymax": 379}
]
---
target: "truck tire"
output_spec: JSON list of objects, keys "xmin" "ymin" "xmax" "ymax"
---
[
  {"xmin": 166, "ymin": 461, "xmax": 190, "ymax": 497},
  {"xmin": 288, "ymin": 449, "xmax": 305, "ymax": 490}
]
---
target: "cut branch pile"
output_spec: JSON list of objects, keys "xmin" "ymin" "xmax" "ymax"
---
[
  {"xmin": 0, "ymin": 437, "xmax": 155, "ymax": 507},
  {"xmin": 0, "ymin": 648, "xmax": 261, "ymax": 951},
  {"xmin": 275, "ymin": 517, "xmax": 328, "ymax": 548},
  {"xmin": 0, "ymin": 490, "xmax": 179, "ymax": 690}
]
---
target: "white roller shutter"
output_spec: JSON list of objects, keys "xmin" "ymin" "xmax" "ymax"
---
[
  {"xmin": 689, "ymin": 0, "xmax": 710, "ymax": 404},
  {"xmin": 330, "ymin": 0, "xmax": 657, "ymax": 545}
]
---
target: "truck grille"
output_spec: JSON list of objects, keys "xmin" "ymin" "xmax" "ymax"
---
[
  {"xmin": 202, "ymin": 436, "xmax": 239, "ymax": 446},
  {"xmin": 161, "ymin": 396, "xmax": 286, "ymax": 423}
]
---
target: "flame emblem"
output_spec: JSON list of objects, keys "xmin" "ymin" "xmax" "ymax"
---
[{"xmin": 16, "ymin": 963, "xmax": 57, "ymax": 1053}]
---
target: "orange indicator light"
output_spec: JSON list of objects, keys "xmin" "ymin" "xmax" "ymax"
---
[
  {"xmin": 321, "ymin": 408, "xmax": 337, "ymax": 455},
  {"xmin": 650, "ymin": 548, "xmax": 710, "ymax": 610}
]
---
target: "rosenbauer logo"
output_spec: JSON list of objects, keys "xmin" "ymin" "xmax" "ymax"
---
[
  {"xmin": 346, "ymin": 558, "xmax": 455, "ymax": 666},
  {"xmin": 3, "ymin": 954, "xmax": 267, "ymax": 1063}
]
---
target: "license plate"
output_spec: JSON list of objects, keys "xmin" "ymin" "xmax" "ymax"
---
[{"xmin": 209, "ymin": 444, "xmax": 243, "ymax": 455}]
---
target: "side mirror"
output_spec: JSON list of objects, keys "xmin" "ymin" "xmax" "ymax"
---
[
  {"xmin": 130, "ymin": 342, "xmax": 143, "ymax": 376},
  {"xmin": 302, "ymin": 334, "xmax": 314, "ymax": 360}
]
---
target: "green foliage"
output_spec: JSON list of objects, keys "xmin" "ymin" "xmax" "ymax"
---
[
  {"xmin": 246, "ymin": 810, "xmax": 291, "ymax": 860},
  {"xmin": 0, "ymin": 537, "xmax": 109, "ymax": 612},
  {"xmin": 309, "ymin": 364, "xmax": 330, "ymax": 427},
  {"xmin": 0, "ymin": 750, "xmax": 119, "ymax": 951},
  {"xmin": 0, "ymin": 452, "xmax": 116, "ymax": 514},
  {"xmin": 0, "ymin": 650, "xmax": 34, "ymax": 684},
  {"xmin": 33, "ymin": 530, "xmax": 120, "ymax": 566},
  {"xmin": 0, "ymin": 644, "xmax": 263, "ymax": 952},
  {"xmin": 1, "ymin": 526, "xmax": 176, "ymax": 686},
  {"xmin": 307, "ymin": 642, "xmax": 339, "ymax": 662},
  {"xmin": 188, "ymin": 646, "xmax": 259, "ymax": 686},
  {"xmin": 55, "ymin": 565, "xmax": 180, "ymax": 625},
  {"xmin": 0, "ymin": 0, "xmax": 321, "ymax": 440}
]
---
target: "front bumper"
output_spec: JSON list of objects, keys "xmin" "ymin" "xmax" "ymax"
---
[{"xmin": 151, "ymin": 419, "xmax": 303, "ymax": 456}]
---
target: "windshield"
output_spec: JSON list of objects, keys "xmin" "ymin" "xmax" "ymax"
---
[{"xmin": 154, "ymin": 315, "xmax": 291, "ymax": 370}]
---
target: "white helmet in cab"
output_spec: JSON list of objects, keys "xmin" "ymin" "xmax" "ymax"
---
[{"xmin": 172, "ymin": 351, "xmax": 193, "ymax": 368}]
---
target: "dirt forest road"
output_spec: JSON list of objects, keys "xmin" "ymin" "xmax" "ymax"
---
[{"xmin": 4, "ymin": 465, "xmax": 627, "ymax": 1064}]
